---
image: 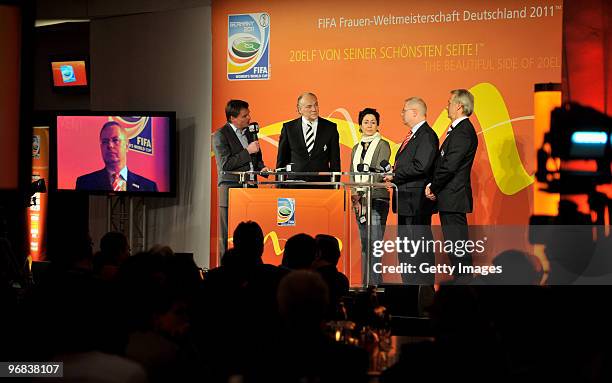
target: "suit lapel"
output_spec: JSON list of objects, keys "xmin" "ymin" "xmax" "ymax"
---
[
  {"xmin": 293, "ymin": 118, "xmax": 309, "ymax": 155},
  {"xmin": 98, "ymin": 170, "xmax": 112, "ymax": 190},
  {"xmin": 223, "ymin": 123, "xmax": 244, "ymax": 151},
  {"xmin": 440, "ymin": 128, "xmax": 451, "ymax": 158},
  {"xmin": 126, "ymin": 171, "xmax": 133, "ymax": 191},
  {"xmin": 397, "ymin": 124, "xmax": 422, "ymax": 156},
  {"xmin": 310, "ymin": 118, "xmax": 326, "ymax": 155}
]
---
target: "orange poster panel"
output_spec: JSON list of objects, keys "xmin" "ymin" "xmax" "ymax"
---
[
  {"xmin": 29, "ymin": 127, "xmax": 49, "ymax": 261},
  {"xmin": 211, "ymin": 0, "xmax": 563, "ymax": 260},
  {"xmin": 227, "ymin": 188, "xmax": 347, "ymax": 267}
]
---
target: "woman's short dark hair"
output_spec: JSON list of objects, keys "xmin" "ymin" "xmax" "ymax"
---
[
  {"xmin": 225, "ymin": 99, "xmax": 249, "ymax": 122},
  {"xmin": 358, "ymin": 108, "xmax": 380, "ymax": 126}
]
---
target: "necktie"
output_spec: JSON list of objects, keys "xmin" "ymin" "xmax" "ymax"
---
[
  {"xmin": 112, "ymin": 173, "xmax": 126, "ymax": 191},
  {"xmin": 398, "ymin": 130, "xmax": 413, "ymax": 152},
  {"xmin": 305, "ymin": 123, "xmax": 315, "ymax": 154}
]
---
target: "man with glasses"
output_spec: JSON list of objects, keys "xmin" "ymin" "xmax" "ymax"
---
[
  {"xmin": 76, "ymin": 121, "xmax": 158, "ymax": 192},
  {"xmin": 276, "ymin": 92, "xmax": 341, "ymax": 182},
  {"xmin": 384, "ymin": 97, "xmax": 439, "ymax": 284}
]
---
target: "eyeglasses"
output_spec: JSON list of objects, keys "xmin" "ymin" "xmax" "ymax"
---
[
  {"xmin": 301, "ymin": 103, "xmax": 319, "ymax": 110},
  {"xmin": 401, "ymin": 108, "xmax": 417, "ymax": 114},
  {"xmin": 100, "ymin": 137, "xmax": 123, "ymax": 146}
]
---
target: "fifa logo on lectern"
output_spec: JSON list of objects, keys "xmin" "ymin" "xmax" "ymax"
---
[{"xmin": 277, "ymin": 198, "xmax": 295, "ymax": 226}]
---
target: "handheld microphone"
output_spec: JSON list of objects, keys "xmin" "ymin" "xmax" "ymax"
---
[
  {"xmin": 247, "ymin": 122, "xmax": 260, "ymax": 166},
  {"xmin": 356, "ymin": 163, "xmax": 370, "ymax": 172},
  {"xmin": 247, "ymin": 122, "xmax": 260, "ymax": 138},
  {"xmin": 379, "ymin": 160, "xmax": 392, "ymax": 173}
]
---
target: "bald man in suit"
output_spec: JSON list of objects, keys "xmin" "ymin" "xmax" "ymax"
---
[{"xmin": 276, "ymin": 92, "xmax": 340, "ymax": 184}]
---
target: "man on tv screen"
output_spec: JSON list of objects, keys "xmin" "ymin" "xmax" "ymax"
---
[{"xmin": 76, "ymin": 121, "xmax": 158, "ymax": 192}]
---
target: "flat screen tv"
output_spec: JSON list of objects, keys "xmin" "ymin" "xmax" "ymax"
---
[
  {"xmin": 53, "ymin": 111, "xmax": 176, "ymax": 196},
  {"xmin": 50, "ymin": 59, "xmax": 88, "ymax": 88}
]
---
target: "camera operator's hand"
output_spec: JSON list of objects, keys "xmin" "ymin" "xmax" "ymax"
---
[{"xmin": 247, "ymin": 141, "xmax": 260, "ymax": 154}]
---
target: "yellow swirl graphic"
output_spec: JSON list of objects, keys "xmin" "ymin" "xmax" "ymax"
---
[
  {"xmin": 214, "ymin": 82, "xmax": 534, "ymax": 195},
  {"xmin": 430, "ymin": 83, "xmax": 533, "ymax": 195},
  {"xmin": 229, "ymin": 231, "xmax": 343, "ymax": 256}
]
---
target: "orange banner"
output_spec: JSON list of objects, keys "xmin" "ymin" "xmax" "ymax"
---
[
  {"xmin": 29, "ymin": 127, "xmax": 49, "ymax": 261},
  {"xmin": 211, "ymin": 0, "xmax": 563, "ymax": 261}
]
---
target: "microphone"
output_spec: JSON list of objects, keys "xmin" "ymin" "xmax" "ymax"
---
[
  {"xmin": 247, "ymin": 122, "xmax": 260, "ymax": 137},
  {"xmin": 379, "ymin": 160, "xmax": 392, "ymax": 173},
  {"xmin": 247, "ymin": 122, "xmax": 260, "ymax": 166},
  {"xmin": 358, "ymin": 162, "xmax": 392, "ymax": 173}
]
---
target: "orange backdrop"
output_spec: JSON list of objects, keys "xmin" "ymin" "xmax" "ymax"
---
[{"xmin": 211, "ymin": 0, "xmax": 563, "ymax": 263}]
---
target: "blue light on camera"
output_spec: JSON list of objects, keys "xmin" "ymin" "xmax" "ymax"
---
[
  {"xmin": 571, "ymin": 131, "xmax": 608, "ymax": 144},
  {"xmin": 570, "ymin": 131, "xmax": 608, "ymax": 158}
]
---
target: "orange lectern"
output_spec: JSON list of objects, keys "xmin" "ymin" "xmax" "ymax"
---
[
  {"xmin": 228, "ymin": 188, "xmax": 347, "ymax": 267},
  {"xmin": 222, "ymin": 170, "xmax": 398, "ymax": 287}
]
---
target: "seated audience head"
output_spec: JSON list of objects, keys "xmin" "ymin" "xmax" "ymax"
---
[
  {"xmin": 277, "ymin": 270, "xmax": 330, "ymax": 330},
  {"xmin": 99, "ymin": 231, "xmax": 130, "ymax": 264},
  {"xmin": 314, "ymin": 234, "xmax": 341, "ymax": 266},
  {"xmin": 149, "ymin": 244, "xmax": 175, "ymax": 257},
  {"xmin": 233, "ymin": 220, "xmax": 265, "ymax": 262},
  {"xmin": 47, "ymin": 225, "xmax": 94, "ymax": 270},
  {"xmin": 491, "ymin": 250, "xmax": 542, "ymax": 285},
  {"xmin": 282, "ymin": 233, "xmax": 316, "ymax": 270}
]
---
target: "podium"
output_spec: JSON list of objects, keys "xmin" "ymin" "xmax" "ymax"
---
[{"xmin": 222, "ymin": 171, "xmax": 397, "ymax": 287}]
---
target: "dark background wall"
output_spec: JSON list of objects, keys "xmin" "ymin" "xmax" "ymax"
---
[
  {"xmin": 34, "ymin": 22, "xmax": 90, "ymax": 111},
  {"xmin": 33, "ymin": 1, "xmax": 212, "ymax": 266}
]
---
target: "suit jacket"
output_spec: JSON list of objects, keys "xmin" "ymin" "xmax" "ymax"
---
[
  {"xmin": 276, "ymin": 117, "xmax": 340, "ymax": 182},
  {"xmin": 76, "ymin": 169, "xmax": 158, "ymax": 192},
  {"xmin": 392, "ymin": 122, "xmax": 439, "ymax": 217},
  {"xmin": 213, "ymin": 123, "xmax": 265, "ymax": 207},
  {"xmin": 430, "ymin": 117, "xmax": 478, "ymax": 213},
  {"xmin": 350, "ymin": 138, "xmax": 391, "ymax": 200}
]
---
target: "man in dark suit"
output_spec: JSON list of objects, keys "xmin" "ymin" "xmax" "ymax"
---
[
  {"xmin": 425, "ymin": 89, "xmax": 478, "ymax": 279},
  {"xmin": 76, "ymin": 121, "xmax": 158, "ymax": 192},
  {"xmin": 385, "ymin": 97, "xmax": 439, "ymax": 284},
  {"xmin": 213, "ymin": 99, "xmax": 269, "ymax": 257},
  {"xmin": 276, "ymin": 92, "xmax": 340, "ymax": 183}
]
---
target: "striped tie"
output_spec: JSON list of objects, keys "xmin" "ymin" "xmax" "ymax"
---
[
  {"xmin": 305, "ymin": 123, "xmax": 315, "ymax": 154},
  {"xmin": 112, "ymin": 173, "xmax": 126, "ymax": 191},
  {"xmin": 398, "ymin": 130, "xmax": 413, "ymax": 152}
]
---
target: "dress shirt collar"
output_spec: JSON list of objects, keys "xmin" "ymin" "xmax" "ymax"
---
[
  {"xmin": 301, "ymin": 116, "xmax": 318, "ymax": 129},
  {"xmin": 411, "ymin": 120, "xmax": 427, "ymax": 135},
  {"xmin": 107, "ymin": 166, "xmax": 128, "ymax": 181},
  {"xmin": 229, "ymin": 122, "xmax": 244, "ymax": 135},
  {"xmin": 450, "ymin": 116, "xmax": 469, "ymax": 129}
]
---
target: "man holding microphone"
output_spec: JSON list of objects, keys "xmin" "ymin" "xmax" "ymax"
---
[{"xmin": 213, "ymin": 99, "xmax": 270, "ymax": 256}]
